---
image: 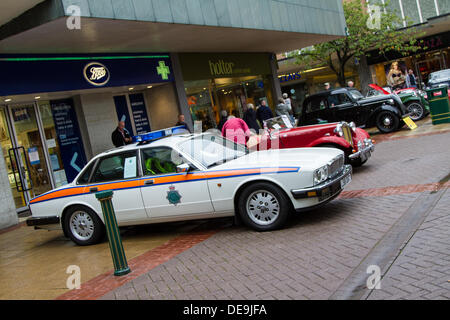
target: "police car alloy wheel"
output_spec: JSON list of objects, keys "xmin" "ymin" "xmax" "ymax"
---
[
  {"xmin": 64, "ymin": 206, "xmax": 105, "ymax": 246},
  {"xmin": 238, "ymin": 182, "xmax": 291, "ymax": 231}
]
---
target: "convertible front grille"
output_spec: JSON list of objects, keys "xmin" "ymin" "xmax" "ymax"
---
[
  {"xmin": 342, "ymin": 124, "xmax": 354, "ymax": 147},
  {"xmin": 328, "ymin": 155, "xmax": 345, "ymax": 179}
]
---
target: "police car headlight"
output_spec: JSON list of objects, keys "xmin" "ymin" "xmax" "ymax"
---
[
  {"xmin": 349, "ymin": 122, "xmax": 356, "ymax": 132},
  {"xmin": 334, "ymin": 123, "xmax": 344, "ymax": 137},
  {"xmin": 314, "ymin": 165, "xmax": 329, "ymax": 185}
]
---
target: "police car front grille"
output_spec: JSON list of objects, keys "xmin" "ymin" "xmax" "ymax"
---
[{"xmin": 328, "ymin": 155, "xmax": 345, "ymax": 178}]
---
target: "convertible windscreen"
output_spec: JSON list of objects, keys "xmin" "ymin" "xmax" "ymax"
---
[
  {"xmin": 178, "ymin": 134, "xmax": 248, "ymax": 168},
  {"xmin": 348, "ymin": 89, "xmax": 364, "ymax": 100}
]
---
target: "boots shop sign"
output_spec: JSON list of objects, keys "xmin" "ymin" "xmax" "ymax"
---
[{"xmin": 83, "ymin": 62, "xmax": 110, "ymax": 86}]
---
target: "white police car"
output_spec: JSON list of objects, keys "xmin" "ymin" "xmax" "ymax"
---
[{"xmin": 27, "ymin": 127, "xmax": 352, "ymax": 245}]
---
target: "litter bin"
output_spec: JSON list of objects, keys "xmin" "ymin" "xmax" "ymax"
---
[{"xmin": 426, "ymin": 86, "xmax": 450, "ymax": 125}]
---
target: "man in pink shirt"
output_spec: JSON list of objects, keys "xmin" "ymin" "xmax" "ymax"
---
[{"xmin": 221, "ymin": 116, "xmax": 252, "ymax": 145}]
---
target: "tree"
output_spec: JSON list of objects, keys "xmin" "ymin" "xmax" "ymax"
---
[{"xmin": 291, "ymin": 0, "xmax": 424, "ymax": 90}]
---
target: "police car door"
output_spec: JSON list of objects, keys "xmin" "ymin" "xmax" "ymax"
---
[
  {"xmin": 139, "ymin": 147, "xmax": 214, "ymax": 219},
  {"xmin": 85, "ymin": 150, "xmax": 147, "ymax": 223}
]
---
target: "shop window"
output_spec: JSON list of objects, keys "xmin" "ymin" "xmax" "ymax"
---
[{"xmin": 184, "ymin": 75, "xmax": 274, "ymax": 131}]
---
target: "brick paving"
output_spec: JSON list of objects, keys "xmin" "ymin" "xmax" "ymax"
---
[
  {"xmin": 63, "ymin": 127, "xmax": 450, "ymax": 300},
  {"xmin": 367, "ymin": 188, "xmax": 450, "ymax": 300},
  {"xmin": 100, "ymin": 193, "xmax": 421, "ymax": 300}
]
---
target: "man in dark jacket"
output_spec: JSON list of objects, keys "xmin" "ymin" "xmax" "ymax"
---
[
  {"xmin": 217, "ymin": 110, "xmax": 228, "ymax": 132},
  {"xmin": 243, "ymin": 104, "xmax": 260, "ymax": 132},
  {"xmin": 256, "ymin": 100, "xmax": 274, "ymax": 127},
  {"xmin": 111, "ymin": 121, "xmax": 132, "ymax": 147}
]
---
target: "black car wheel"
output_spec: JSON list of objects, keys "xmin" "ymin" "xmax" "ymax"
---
[
  {"xmin": 405, "ymin": 101, "xmax": 424, "ymax": 121},
  {"xmin": 63, "ymin": 205, "xmax": 105, "ymax": 246},
  {"xmin": 376, "ymin": 111, "xmax": 399, "ymax": 133},
  {"xmin": 238, "ymin": 182, "xmax": 291, "ymax": 231}
]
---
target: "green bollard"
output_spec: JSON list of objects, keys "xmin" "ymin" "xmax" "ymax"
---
[{"xmin": 95, "ymin": 190, "xmax": 131, "ymax": 276}]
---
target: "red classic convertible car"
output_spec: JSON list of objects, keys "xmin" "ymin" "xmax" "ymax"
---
[{"xmin": 250, "ymin": 116, "xmax": 375, "ymax": 167}]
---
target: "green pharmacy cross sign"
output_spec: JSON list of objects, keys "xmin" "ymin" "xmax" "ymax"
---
[{"xmin": 157, "ymin": 61, "xmax": 171, "ymax": 80}]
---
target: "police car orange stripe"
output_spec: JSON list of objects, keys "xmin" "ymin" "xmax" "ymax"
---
[{"xmin": 29, "ymin": 167, "xmax": 299, "ymax": 205}]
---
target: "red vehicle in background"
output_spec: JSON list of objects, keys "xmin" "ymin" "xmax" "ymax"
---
[{"xmin": 250, "ymin": 116, "xmax": 375, "ymax": 167}]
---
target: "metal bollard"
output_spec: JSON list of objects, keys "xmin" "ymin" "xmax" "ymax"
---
[{"xmin": 95, "ymin": 190, "xmax": 131, "ymax": 276}]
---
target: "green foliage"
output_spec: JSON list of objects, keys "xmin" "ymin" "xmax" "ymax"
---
[{"xmin": 292, "ymin": 0, "xmax": 424, "ymax": 86}]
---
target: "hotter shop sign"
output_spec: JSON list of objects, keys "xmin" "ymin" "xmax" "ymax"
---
[{"xmin": 180, "ymin": 53, "xmax": 272, "ymax": 81}]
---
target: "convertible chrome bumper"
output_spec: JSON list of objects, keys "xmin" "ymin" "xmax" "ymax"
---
[
  {"xmin": 291, "ymin": 164, "xmax": 352, "ymax": 200},
  {"xmin": 349, "ymin": 139, "xmax": 375, "ymax": 161}
]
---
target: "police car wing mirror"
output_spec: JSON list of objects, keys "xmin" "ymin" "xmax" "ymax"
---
[{"xmin": 176, "ymin": 163, "xmax": 190, "ymax": 175}]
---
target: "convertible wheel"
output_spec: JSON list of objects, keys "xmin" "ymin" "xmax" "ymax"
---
[
  {"xmin": 376, "ymin": 111, "xmax": 399, "ymax": 134},
  {"xmin": 64, "ymin": 205, "xmax": 105, "ymax": 246},
  {"xmin": 238, "ymin": 182, "xmax": 291, "ymax": 231},
  {"xmin": 405, "ymin": 102, "xmax": 424, "ymax": 121}
]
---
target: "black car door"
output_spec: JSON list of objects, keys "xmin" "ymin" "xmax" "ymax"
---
[
  {"xmin": 332, "ymin": 93, "xmax": 358, "ymax": 123},
  {"xmin": 303, "ymin": 95, "xmax": 330, "ymax": 124}
]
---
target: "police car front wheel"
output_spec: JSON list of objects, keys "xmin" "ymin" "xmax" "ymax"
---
[
  {"xmin": 238, "ymin": 182, "xmax": 291, "ymax": 231},
  {"xmin": 63, "ymin": 205, "xmax": 105, "ymax": 246}
]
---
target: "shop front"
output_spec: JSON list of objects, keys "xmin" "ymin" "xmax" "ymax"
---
[
  {"xmin": 179, "ymin": 53, "xmax": 276, "ymax": 131},
  {"xmin": 0, "ymin": 54, "xmax": 176, "ymax": 213},
  {"xmin": 277, "ymin": 66, "xmax": 360, "ymax": 116},
  {"xmin": 367, "ymin": 31, "xmax": 450, "ymax": 89}
]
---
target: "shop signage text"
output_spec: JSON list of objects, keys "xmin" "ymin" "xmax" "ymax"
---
[
  {"xmin": 209, "ymin": 60, "xmax": 235, "ymax": 76},
  {"xmin": 279, "ymin": 72, "xmax": 302, "ymax": 83},
  {"xmin": 50, "ymin": 99, "xmax": 87, "ymax": 183}
]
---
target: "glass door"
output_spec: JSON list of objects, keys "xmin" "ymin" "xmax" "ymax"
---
[
  {"xmin": 0, "ymin": 108, "xmax": 29, "ymax": 210},
  {"xmin": 7, "ymin": 104, "xmax": 53, "ymax": 204}
]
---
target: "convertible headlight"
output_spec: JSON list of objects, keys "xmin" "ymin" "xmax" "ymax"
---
[
  {"xmin": 387, "ymin": 99, "xmax": 394, "ymax": 105},
  {"xmin": 313, "ymin": 165, "xmax": 329, "ymax": 185},
  {"xmin": 334, "ymin": 123, "xmax": 344, "ymax": 137},
  {"xmin": 349, "ymin": 122, "xmax": 356, "ymax": 132}
]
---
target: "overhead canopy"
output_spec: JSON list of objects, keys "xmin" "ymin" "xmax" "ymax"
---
[{"xmin": 0, "ymin": 0, "xmax": 346, "ymax": 54}]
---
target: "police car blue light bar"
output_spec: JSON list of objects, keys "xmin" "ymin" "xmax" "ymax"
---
[{"xmin": 133, "ymin": 125, "xmax": 189, "ymax": 143}]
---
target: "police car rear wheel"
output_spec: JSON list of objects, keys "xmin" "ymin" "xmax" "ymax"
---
[
  {"xmin": 64, "ymin": 206, "xmax": 105, "ymax": 246},
  {"xmin": 238, "ymin": 182, "xmax": 291, "ymax": 231}
]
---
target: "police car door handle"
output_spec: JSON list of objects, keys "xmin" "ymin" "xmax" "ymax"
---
[
  {"xmin": 89, "ymin": 187, "xmax": 98, "ymax": 193},
  {"xmin": 144, "ymin": 180, "xmax": 154, "ymax": 185}
]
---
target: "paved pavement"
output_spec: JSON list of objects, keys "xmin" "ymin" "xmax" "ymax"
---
[
  {"xmin": 1, "ymin": 120, "xmax": 448, "ymax": 300},
  {"xmin": 99, "ymin": 128, "xmax": 450, "ymax": 300}
]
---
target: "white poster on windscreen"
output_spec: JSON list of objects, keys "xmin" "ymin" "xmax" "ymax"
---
[{"xmin": 124, "ymin": 156, "xmax": 137, "ymax": 179}]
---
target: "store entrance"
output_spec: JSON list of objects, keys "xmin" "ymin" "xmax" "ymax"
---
[{"xmin": 0, "ymin": 104, "xmax": 53, "ymax": 212}]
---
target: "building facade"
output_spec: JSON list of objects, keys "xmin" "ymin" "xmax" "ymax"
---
[{"xmin": 0, "ymin": 0, "xmax": 347, "ymax": 229}]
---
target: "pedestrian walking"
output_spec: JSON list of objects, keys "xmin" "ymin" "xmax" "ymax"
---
[
  {"xmin": 405, "ymin": 69, "xmax": 418, "ymax": 88},
  {"xmin": 111, "ymin": 120, "xmax": 132, "ymax": 148},
  {"xmin": 275, "ymin": 97, "xmax": 291, "ymax": 118},
  {"xmin": 256, "ymin": 100, "xmax": 274, "ymax": 127},
  {"xmin": 243, "ymin": 104, "xmax": 260, "ymax": 132},
  {"xmin": 347, "ymin": 80, "xmax": 354, "ymax": 88}
]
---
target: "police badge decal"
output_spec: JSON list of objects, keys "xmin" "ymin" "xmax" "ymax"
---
[{"xmin": 167, "ymin": 185, "xmax": 182, "ymax": 205}]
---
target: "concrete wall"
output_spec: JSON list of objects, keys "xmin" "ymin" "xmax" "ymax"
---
[
  {"xmin": 0, "ymin": 146, "xmax": 18, "ymax": 230},
  {"xmin": 146, "ymin": 84, "xmax": 180, "ymax": 131},
  {"xmin": 79, "ymin": 84, "xmax": 180, "ymax": 156},
  {"xmin": 79, "ymin": 93, "xmax": 117, "ymax": 156}
]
